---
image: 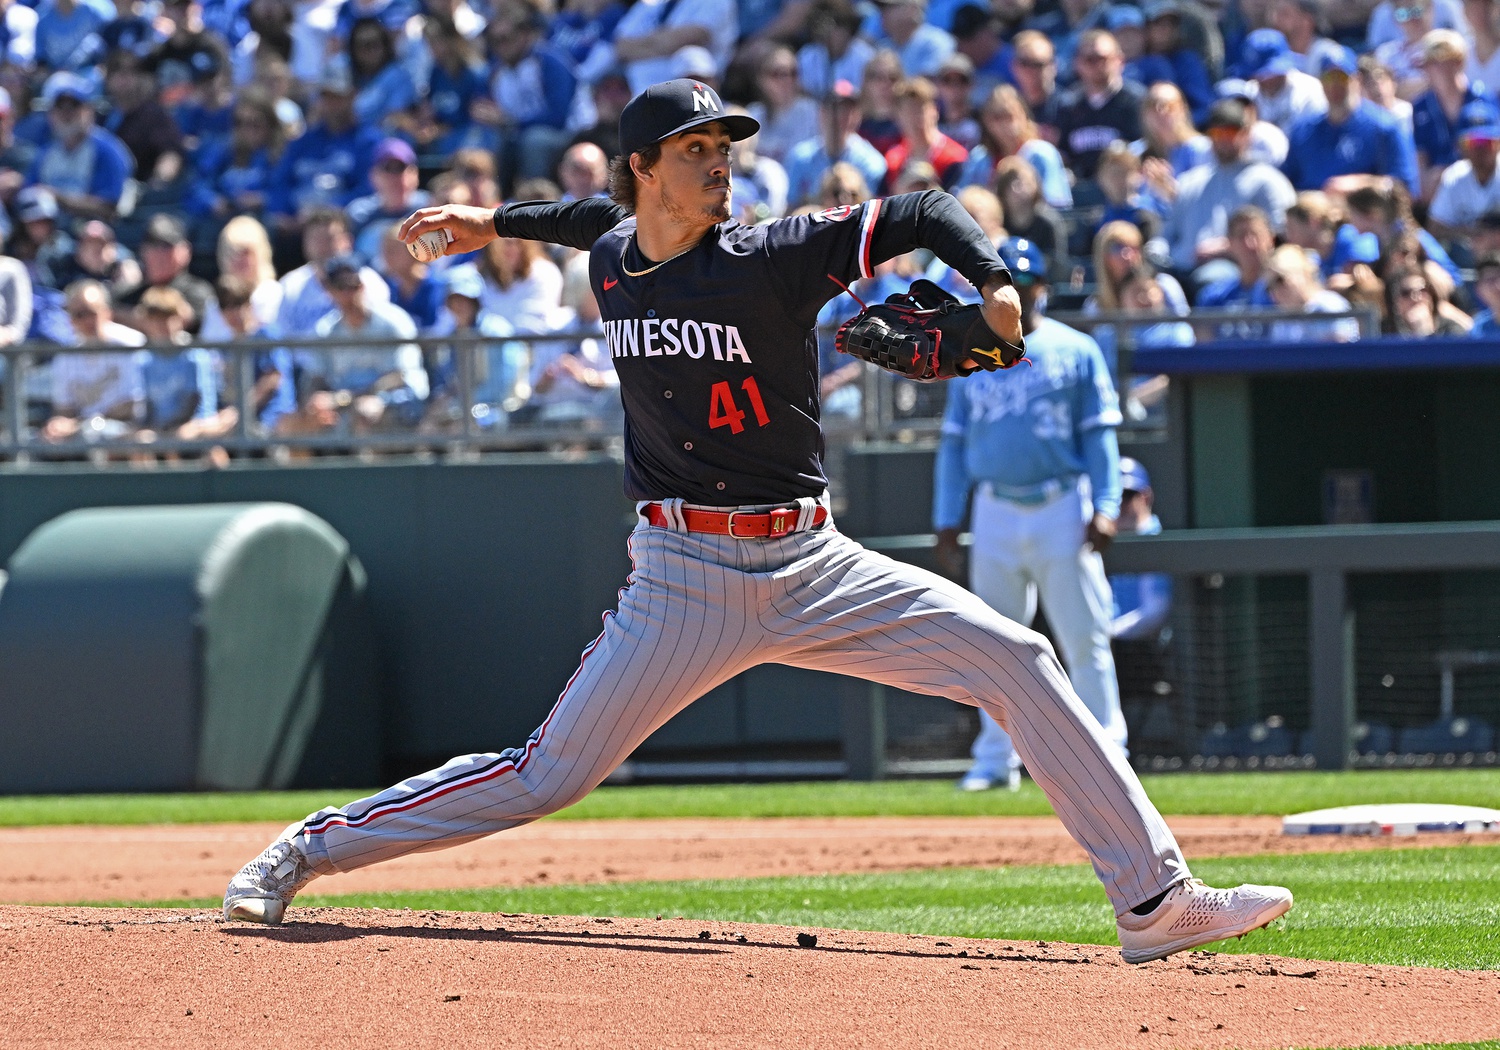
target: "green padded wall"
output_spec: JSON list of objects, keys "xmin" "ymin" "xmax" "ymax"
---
[{"xmin": 0, "ymin": 503, "xmax": 374, "ymax": 792}]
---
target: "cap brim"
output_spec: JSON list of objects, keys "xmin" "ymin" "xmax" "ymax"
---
[{"xmin": 646, "ymin": 112, "xmax": 761, "ymax": 150}]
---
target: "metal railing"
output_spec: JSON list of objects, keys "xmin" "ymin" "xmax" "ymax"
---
[{"xmin": 0, "ymin": 304, "xmax": 1387, "ymax": 461}]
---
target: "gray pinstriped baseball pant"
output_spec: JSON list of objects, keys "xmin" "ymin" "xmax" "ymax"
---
[{"xmin": 292, "ymin": 513, "xmax": 1190, "ymax": 914}]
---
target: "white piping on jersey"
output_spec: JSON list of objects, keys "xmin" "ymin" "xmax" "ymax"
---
[{"xmin": 857, "ymin": 198, "xmax": 883, "ymax": 280}]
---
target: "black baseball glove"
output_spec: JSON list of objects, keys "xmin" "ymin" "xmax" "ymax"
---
[{"xmin": 834, "ymin": 279, "xmax": 1027, "ymax": 382}]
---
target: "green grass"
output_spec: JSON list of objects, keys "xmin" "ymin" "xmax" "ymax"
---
[
  {"xmin": 1349, "ymin": 1045, "xmax": 1500, "ymax": 1050},
  {"xmin": 5, "ymin": 769, "xmax": 1500, "ymax": 826},
  {"xmin": 150, "ymin": 845, "xmax": 1500, "ymax": 970}
]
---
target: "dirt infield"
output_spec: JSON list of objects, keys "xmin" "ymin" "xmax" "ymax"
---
[
  {"xmin": 2, "ymin": 906, "xmax": 1497, "ymax": 1049},
  {"xmin": 2, "ymin": 816, "xmax": 1498, "ymax": 1048},
  {"xmin": 0, "ymin": 814, "xmax": 1489, "ymax": 904}
]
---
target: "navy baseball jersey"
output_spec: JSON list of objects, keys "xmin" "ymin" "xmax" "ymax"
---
[{"xmin": 493, "ymin": 191, "xmax": 1011, "ymax": 505}]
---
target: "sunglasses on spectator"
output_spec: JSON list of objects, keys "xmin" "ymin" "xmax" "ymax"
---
[
  {"xmin": 763, "ymin": 67, "xmax": 797, "ymax": 79},
  {"xmin": 1014, "ymin": 56, "xmax": 1053, "ymax": 69},
  {"xmin": 1394, "ymin": 4, "xmax": 1427, "ymax": 20},
  {"xmin": 1077, "ymin": 52, "xmax": 1111, "ymax": 64},
  {"xmin": 938, "ymin": 73, "xmax": 971, "ymax": 85},
  {"xmin": 68, "ymin": 307, "xmax": 103, "ymax": 319},
  {"xmin": 377, "ymin": 160, "xmax": 411, "ymax": 174}
]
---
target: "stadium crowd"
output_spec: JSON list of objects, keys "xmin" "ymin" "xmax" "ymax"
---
[{"xmin": 0, "ymin": 0, "xmax": 1498, "ymax": 448}]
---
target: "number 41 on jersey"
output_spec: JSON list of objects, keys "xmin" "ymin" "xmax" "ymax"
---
[{"xmin": 709, "ymin": 376, "xmax": 770, "ymax": 434}]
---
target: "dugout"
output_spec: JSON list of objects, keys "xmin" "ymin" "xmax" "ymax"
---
[{"xmin": 0, "ymin": 503, "xmax": 377, "ymax": 792}]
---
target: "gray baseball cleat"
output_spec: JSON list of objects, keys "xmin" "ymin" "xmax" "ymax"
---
[
  {"xmin": 223, "ymin": 836, "xmax": 318, "ymax": 924},
  {"xmin": 1115, "ymin": 878, "xmax": 1293, "ymax": 964}
]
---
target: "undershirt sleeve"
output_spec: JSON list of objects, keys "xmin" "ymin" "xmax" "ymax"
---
[{"xmin": 492, "ymin": 198, "xmax": 630, "ymax": 251}]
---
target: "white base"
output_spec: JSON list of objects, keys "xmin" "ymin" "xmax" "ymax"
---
[{"xmin": 1282, "ymin": 802, "xmax": 1500, "ymax": 836}]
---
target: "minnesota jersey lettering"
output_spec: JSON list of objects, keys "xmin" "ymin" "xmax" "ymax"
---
[{"xmin": 603, "ymin": 318, "xmax": 753, "ymax": 362}]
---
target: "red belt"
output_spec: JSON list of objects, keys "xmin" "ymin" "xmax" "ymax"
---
[{"xmin": 644, "ymin": 502, "xmax": 828, "ymax": 538}]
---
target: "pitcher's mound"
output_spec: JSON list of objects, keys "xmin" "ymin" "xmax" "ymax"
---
[{"xmin": 1, "ymin": 905, "xmax": 1495, "ymax": 1049}]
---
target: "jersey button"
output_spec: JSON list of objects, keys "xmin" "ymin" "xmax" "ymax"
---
[
  {"xmin": 684, "ymin": 442, "xmax": 693, "ymax": 450},
  {"xmin": 717, "ymin": 482, "xmax": 726, "ymax": 491},
  {"xmin": 664, "ymin": 390, "xmax": 672, "ymax": 398}
]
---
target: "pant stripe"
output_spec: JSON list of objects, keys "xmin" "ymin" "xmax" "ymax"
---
[{"xmin": 303, "ymin": 626, "xmax": 611, "ymax": 836}]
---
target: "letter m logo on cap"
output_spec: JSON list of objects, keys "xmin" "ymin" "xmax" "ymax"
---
[{"xmin": 692, "ymin": 84, "xmax": 718, "ymax": 113}]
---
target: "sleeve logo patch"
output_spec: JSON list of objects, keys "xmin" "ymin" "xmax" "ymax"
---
[{"xmin": 811, "ymin": 205, "xmax": 858, "ymax": 222}]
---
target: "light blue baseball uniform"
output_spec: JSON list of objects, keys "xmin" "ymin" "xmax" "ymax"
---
[{"xmin": 934, "ymin": 315, "xmax": 1127, "ymax": 783}]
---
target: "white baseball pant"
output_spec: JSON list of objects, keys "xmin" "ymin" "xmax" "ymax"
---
[
  {"xmin": 291, "ymin": 506, "xmax": 1185, "ymax": 914},
  {"xmin": 966, "ymin": 478, "xmax": 1127, "ymax": 781}
]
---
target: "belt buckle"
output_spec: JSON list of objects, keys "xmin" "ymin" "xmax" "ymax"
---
[{"xmin": 725, "ymin": 510, "xmax": 757, "ymax": 539}]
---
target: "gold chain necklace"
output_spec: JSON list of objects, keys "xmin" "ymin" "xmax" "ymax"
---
[{"xmin": 619, "ymin": 237, "xmax": 695, "ymax": 277}]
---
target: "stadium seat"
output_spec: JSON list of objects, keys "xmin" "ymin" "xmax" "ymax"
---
[{"xmin": 1397, "ymin": 717, "xmax": 1496, "ymax": 755}]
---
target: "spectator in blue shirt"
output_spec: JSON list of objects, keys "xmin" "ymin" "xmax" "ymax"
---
[
  {"xmin": 26, "ymin": 73, "xmax": 134, "ymax": 222},
  {"xmin": 783, "ymin": 79, "xmax": 887, "ymax": 209},
  {"xmin": 348, "ymin": 137, "xmax": 430, "ymax": 261},
  {"xmin": 212, "ymin": 273, "xmax": 299, "ymax": 432},
  {"xmin": 346, "ymin": 16, "xmax": 417, "ymax": 131},
  {"xmin": 34, "ymin": 0, "xmax": 107, "ymax": 71},
  {"xmin": 1111, "ymin": 6, "xmax": 1174, "ymax": 92},
  {"xmin": 172, "ymin": 49, "xmax": 235, "ymax": 158},
  {"xmin": 473, "ymin": 5, "xmax": 575, "ymax": 193},
  {"xmin": 1469, "ymin": 252, "xmax": 1500, "ymax": 337},
  {"xmin": 266, "ymin": 54, "xmax": 381, "ymax": 229},
  {"xmin": 1411, "ymin": 31, "xmax": 1496, "ymax": 200},
  {"xmin": 379, "ymin": 226, "xmax": 443, "ymax": 330},
  {"xmin": 867, "ymin": 0, "xmax": 955, "ymax": 78},
  {"xmin": 187, "ymin": 86, "xmax": 282, "ymax": 222},
  {"xmin": 1282, "ymin": 47, "xmax": 1421, "ymax": 195},
  {"xmin": 798, "ymin": 0, "xmax": 876, "ymax": 98},
  {"xmin": 954, "ymin": 83, "xmax": 1072, "ymax": 207},
  {"xmin": 1143, "ymin": 0, "xmax": 1212, "ymax": 125},
  {"xmin": 547, "ymin": 0, "xmax": 625, "ymax": 69},
  {"xmin": 411, "ymin": 15, "xmax": 494, "ymax": 159},
  {"xmin": 136, "ymin": 284, "xmax": 223, "ymax": 437},
  {"xmin": 1195, "ymin": 204, "xmax": 1277, "ymax": 340},
  {"xmin": 331, "ymin": 0, "xmax": 418, "ymax": 44}
]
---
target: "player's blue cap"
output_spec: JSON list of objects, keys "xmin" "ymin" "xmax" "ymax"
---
[
  {"xmin": 997, "ymin": 237, "xmax": 1047, "ymax": 285},
  {"xmin": 619, "ymin": 79, "xmax": 761, "ymax": 157},
  {"xmin": 1239, "ymin": 29, "xmax": 1295, "ymax": 79},
  {"xmin": 1316, "ymin": 45, "xmax": 1358, "ymax": 77},
  {"xmin": 443, "ymin": 264, "xmax": 484, "ymax": 301},
  {"xmin": 1120, "ymin": 457, "xmax": 1151, "ymax": 494}
]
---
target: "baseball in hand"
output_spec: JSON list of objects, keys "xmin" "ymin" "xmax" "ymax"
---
[{"xmin": 407, "ymin": 227, "xmax": 454, "ymax": 262}]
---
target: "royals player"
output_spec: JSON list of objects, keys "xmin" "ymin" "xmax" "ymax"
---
[
  {"xmin": 935, "ymin": 237, "xmax": 1128, "ymax": 793},
  {"xmin": 224, "ymin": 79, "xmax": 1292, "ymax": 962}
]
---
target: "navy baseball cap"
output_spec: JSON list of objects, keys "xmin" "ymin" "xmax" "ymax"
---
[
  {"xmin": 618, "ymin": 79, "xmax": 760, "ymax": 156},
  {"xmin": 1120, "ymin": 457, "xmax": 1151, "ymax": 494},
  {"xmin": 320, "ymin": 253, "xmax": 364, "ymax": 288},
  {"xmin": 997, "ymin": 237, "xmax": 1047, "ymax": 285}
]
